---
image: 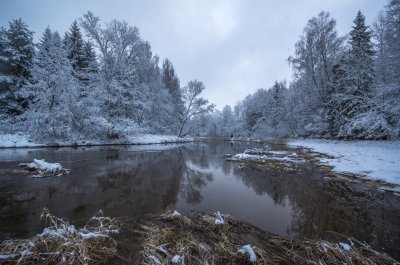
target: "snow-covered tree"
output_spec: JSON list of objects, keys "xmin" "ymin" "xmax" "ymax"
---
[
  {"xmin": 269, "ymin": 81, "xmax": 286, "ymax": 134},
  {"xmin": 288, "ymin": 11, "xmax": 345, "ymax": 104},
  {"xmin": 327, "ymin": 11, "xmax": 392, "ymax": 139},
  {"xmin": 178, "ymin": 80, "xmax": 214, "ymax": 137},
  {"xmin": 63, "ymin": 21, "xmax": 85, "ymax": 72},
  {"xmin": 373, "ymin": 0, "xmax": 400, "ymax": 136},
  {"xmin": 0, "ymin": 19, "xmax": 34, "ymax": 117},
  {"xmin": 288, "ymin": 11, "xmax": 344, "ymax": 137},
  {"xmin": 348, "ymin": 11, "xmax": 375, "ymax": 96},
  {"xmin": 26, "ymin": 28, "xmax": 79, "ymax": 141},
  {"xmin": 80, "ymin": 12, "xmax": 178, "ymax": 136},
  {"xmin": 2, "ymin": 19, "xmax": 34, "ymax": 79},
  {"xmin": 162, "ymin": 58, "xmax": 184, "ymax": 131}
]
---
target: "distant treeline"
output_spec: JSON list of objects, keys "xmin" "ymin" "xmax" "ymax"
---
[{"xmin": 191, "ymin": 1, "xmax": 400, "ymax": 140}]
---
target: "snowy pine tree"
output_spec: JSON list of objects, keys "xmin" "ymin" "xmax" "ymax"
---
[
  {"xmin": 0, "ymin": 19, "xmax": 34, "ymax": 117},
  {"xmin": 26, "ymin": 28, "xmax": 79, "ymax": 141},
  {"xmin": 348, "ymin": 11, "xmax": 375, "ymax": 97},
  {"xmin": 336, "ymin": 11, "xmax": 391, "ymax": 139},
  {"xmin": 270, "ymin": 81, "xmax": 286, "ymax": 134},
  {"xmin": 63, "ymin": 21, "xmax": 86, "ymax": 77},
  {"xmin": 162, "ymin": 59, "xmax": 185, "ymax": 131},
  {"xmin": 3, "ymin": 19, "xmax": 34, "ymax": 79}
]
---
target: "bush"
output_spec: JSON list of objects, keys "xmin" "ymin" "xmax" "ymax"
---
[{"xmin": 339, "ymin": 111, "xmax": 393, "ymax": 140}]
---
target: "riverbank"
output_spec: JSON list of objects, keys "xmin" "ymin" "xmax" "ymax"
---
[
  {"xmin": 0, "ymin": 209, "xmax": 397, "ymax": 264},
  {"xmin": 0, "ymin": 133, "xmax": 194, "ymax": 148},
  {"xmin": 288, "ymin": 139, "xmax": 400, "ymax": 186}
]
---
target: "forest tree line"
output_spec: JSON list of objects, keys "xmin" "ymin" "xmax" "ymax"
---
[
  {"xmin": 192, "ymin": 1, "xmax": 400, "ymax": 140},
  {"xmin": 0, "ymin": 12, "xmax": 213, "ymax": 141},
  {"xmin": 1, "ymin": 1, "xmax": 399, "ymax": 141}
]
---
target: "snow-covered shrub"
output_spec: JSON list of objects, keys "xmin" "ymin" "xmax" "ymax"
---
[
  {"xmin": 80, "ymin": 116, "xmax": 141, "ymax": 140},
  {"xmin": 81, "ymin": 116, "xmax": 115, "ymax": 140},
  {"xmin": 339, "ymin": 111, "xmax": 393, "ymax": 139},
  {"xmin": 29, "ymin": 110, "xmax": 75, "ymax": 141}
]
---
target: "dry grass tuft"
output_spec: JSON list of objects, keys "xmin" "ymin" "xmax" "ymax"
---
[
  {"xmin": 133, "ymin": 211, "xmax": 397, "ymax": 265},
  {"xmin": 1, "ymin": 210, "xmax": 397, "ymax": 264},
  {"xmin": 0, "ymin": 208, "xmax": 119, "ymax": 264}
]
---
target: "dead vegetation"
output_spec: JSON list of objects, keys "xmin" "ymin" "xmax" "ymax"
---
[
  {"xmin": 0, "ymin": 209, "xmax": 397, "ymax": 264},
  {"xmin": 130, "ymin": 210, "xmax": 396, "ymax": 265},
  {"xmin": 0, "ymin": 208, "xmax": 119, "ymax": 264}
]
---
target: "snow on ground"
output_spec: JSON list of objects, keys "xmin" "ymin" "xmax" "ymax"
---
[
  {"xmin": 19, "ymin": 159, "xmax": 70, "ymax": 177},
  {"xmin": 339, "ymin": 242, "xmax": 352, "ymax": 251},
  {"xmin": 238, "ymin": 245, "xmax": 257, "ymax": 262},
  {"xmin": 0, "ymin": 134, "xmax": 44, "ymax": 148},
  {"xmin": 23, "ymin": 159, "xmax": 63, "ymax": 173},
  {"xmin": 171, "ymin": 255, "xmax": 182, "ymax": 263},
  {"xmin": 125, "ymin": 134, "xmax": 193, "ymax": 145},
  {"xmin": 214, "ymin": 211, "xmax": 224, "ymax": 225},
  {"xmin": 230, "ymin": 148, "xmax": 302, "ymax": 163},
  {"xmin": 290, "ymin": 139, "xmax": 400, "ymax": 185},
  {"xmin": 0, "ymin": 133, "xmax": 193, "ymax": 148}
]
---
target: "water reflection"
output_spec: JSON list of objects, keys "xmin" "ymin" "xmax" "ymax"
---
[{"xmin": 0, "ymin": 142, "xmax": 399, "ymax": 259}]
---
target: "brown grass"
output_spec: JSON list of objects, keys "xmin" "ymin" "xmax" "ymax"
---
[
  {"xmin": 0, "ymin": 208, "xmax": 119, "ymax": 264},
  {"xmin": 0, "ymin": 209, "xmax": 397, "ymax": 264},
  {"xmin": 131, "ymin": 210, "xmax": 396, "ymax": 265}
]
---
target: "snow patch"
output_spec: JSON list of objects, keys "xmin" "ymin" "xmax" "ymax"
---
[
  {"xmin": 171, "ymin": 255, "xmax": 182, "ymax": 263},
  {"xmin": 230, "ymin": 147, "xmax": 302, "ymax": 163},
  {"xmin": 26, "ymin": 159, "xmax": 62, "ymax": 173},
  {"xmin": 291, "ymin": 139, "xmax": 400, "ymax": 185},
  {"xmin": 171, "ymin": 210, "xmax": 181, "ymax": 217},
  {"xmin": 215, "ymin": 211, "xmax": 224, "ymax": 225},
  {"xmin": 339, "ymin": 243, "xmax": 351, "ymax": 251},
  {"xmin": 148, "ymin": 255, "xmax": 162, "ymax": 265},
  {"xmin": 238, "ymin": 244, "xmax": 257, "ymax": 262},
  {"xmin": 0, "ymin": 134, "xmax": 43, "ymax": 148},
  {"xmin": 0, "ymin": 133, "xmax": 193, "ymax": 148},
  {"xmin": 19, "ymin": 159, "xmax": 69, "ymax": 177},
  {"xmin": 0, "ymin": 254, "xmax": 18, "ymax": 260}
]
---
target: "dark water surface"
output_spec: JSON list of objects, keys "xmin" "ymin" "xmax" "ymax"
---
[{"xmin": 0, "ymin": 141, "xmax": 399, "ymax": 258}]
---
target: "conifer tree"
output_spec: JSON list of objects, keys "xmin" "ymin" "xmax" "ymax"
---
[
  {"xmin": 3, "ymin": 19, "xmax": 34, "ymax": 79},
  {"xmin": 27, "ymin": 28, "xmax": 78, "ymax": 140},
  {"xmin": 0, "ymin": 19, "xmax": 34, "ymax": 116},
  {"xmin": 334, "ymin": 11, "xmax": 391, "ymax": 138},
  {"xmin": 333, "ymin": 11, "xmax": 375, "ymax": 129},
  {"xmin": 162, "ymin": 59, "xmax": 184, "ymax": 129},
  {"xmin": 348, "ymin": 11, "xmax": 375, "ymax": 96},
  {"xmin": 64, "ymin": 21, "xmax": 85, "ymax": 72}
]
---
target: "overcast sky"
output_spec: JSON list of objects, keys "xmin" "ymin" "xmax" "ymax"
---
[{"xmin": 0, "ymin": 0, "xmax": 385, "ymax": 109}]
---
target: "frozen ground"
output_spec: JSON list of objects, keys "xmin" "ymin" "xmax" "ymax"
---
[
  {"xmin": 290, "ymin": 139, "xmax": 400, "ymax": 185},
  {"xmin": 0, "ymin": 133, "xmax": 193, "ymax": 148},
  {"xmin": 0, "ymin": 134, "xmax": 44, "ymax": 148}
]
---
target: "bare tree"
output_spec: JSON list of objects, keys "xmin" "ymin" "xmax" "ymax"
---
[{"xmin": 178, "ymin": 80, "xmax": 214, "ymax": 137}]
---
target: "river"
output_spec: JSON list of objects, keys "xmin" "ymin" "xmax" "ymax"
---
[{"xmin": 0, "ymin": 141, "xmax": 399, "ymax": 259}]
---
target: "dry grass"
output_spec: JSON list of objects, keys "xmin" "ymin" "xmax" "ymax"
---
[
  {"xmin": 1, "ymin": 210, "xmax": 397, "ymax": 264},
  {"xmin": 0, "ymin": 208, "xmax": 119, "ymax": 264},
  {"xmin": 132, "ymin": 210, "xmax": 397, "ymax": 265}
]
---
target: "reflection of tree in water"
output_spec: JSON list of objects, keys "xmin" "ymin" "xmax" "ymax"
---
[
  {"xmin": 176, "ymin": 142, "xmax": 263, "ymax": 205},
  {"xmin": 177, "ymin": 147, "xmax": 213, "ymax": 204},
  {"xmin": 176, "ymin": 141, "xmax": 253, "ymax": 204},
  {"xmin": 234, "ymin": 163, "xmax": 400, "ymax": 259},
  {"xmin": 95, "ymin": 150, "xmax": 184, "ymax": 215},
  {"xmin": 182, "ymin": 144, "xmax": 210, "ymax": 169}
]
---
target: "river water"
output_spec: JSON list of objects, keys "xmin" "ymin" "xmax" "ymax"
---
[{"xmin": 0, "ymin": 141, "xmax": 399, "ymax": 258}]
